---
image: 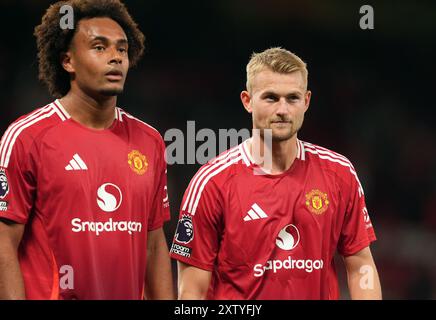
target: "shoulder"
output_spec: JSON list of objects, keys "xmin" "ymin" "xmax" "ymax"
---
[
  {"xmin": 117, "ymin": 108, "xmax": 165, "ymax": 148},
  {"xmin": 301, "ymin": 140, "xmax": 364, "ymax": 196},
  {"xmin": 194, "ymin": 144, "xmax": 245, "ymax": 184},
  {"xmin": 182, "ymin": 144, "xmax": 245, "ymax": 215},
  {"xmin": 302, "ymin": 140, "xmax": 355, "ymax": 170},
  {"xmin": 0, "ymin": 101, "xmax": 66, "ymax": 168}
]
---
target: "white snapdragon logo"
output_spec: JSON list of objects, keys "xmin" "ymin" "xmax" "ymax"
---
[
  {"xmin": 71, "ymin": 183, "xmax": 142, "ymax": 236},
  {"xmin": 97, "ymin": 183, "xmax": 123, "ymax": 212},
  {"xmin": 253, "ymin": 224, "xmax": 324, "ymax": 277},
  {"xmin": 275, "ymin": 224, "xmax": 300, "ymax": 250}
]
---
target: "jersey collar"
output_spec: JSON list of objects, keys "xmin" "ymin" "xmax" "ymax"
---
[
  {"xmin": 239, "ymin": 137, "xmax": 306, "ymax": 168},
  {"xmin": 53, "ymin": 99, "xmax": 120, "ymax": 122}
]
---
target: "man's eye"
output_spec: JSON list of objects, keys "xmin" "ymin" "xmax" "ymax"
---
[
  {"xmin": 265, "ymin": 96, "xmax": 277, "ymax": 101},
  {"xmin": 118, "ymin": 47, "xmax": 127, "ymax": 53},
  {"xmin": 94, "ymin": 46, "xmax": 105, "ymax": 51}
]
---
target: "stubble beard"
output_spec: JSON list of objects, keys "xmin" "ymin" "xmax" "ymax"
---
[{"xmin": 260, "ymin": 121, "xmax": 302, "ymax": 142}]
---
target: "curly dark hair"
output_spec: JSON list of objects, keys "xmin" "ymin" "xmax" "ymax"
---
[{"xmin": 34, "ymin": 0, "xmax": 145, "ymax": 98}]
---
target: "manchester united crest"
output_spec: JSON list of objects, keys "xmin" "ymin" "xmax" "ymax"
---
[
  {"xmin": 128, "ymin": 150, "xmax": 148, "ymax": 175},
  {"xmin": 305, "ymin": 189, "xmax": 329, "ymax": 215}
]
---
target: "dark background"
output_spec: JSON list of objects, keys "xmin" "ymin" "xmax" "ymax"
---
[{"xmin": 0, "ymin": 0, "xmax": 435, "ymax": 299}]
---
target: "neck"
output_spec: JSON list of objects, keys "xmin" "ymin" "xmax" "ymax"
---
[
  {"xmin": 59, "ymin": 89, "xmax": 117, "ymax": 130},
  {"xmin": 249, "ymin": 133, "xmax": 298, "ymax": 175}
]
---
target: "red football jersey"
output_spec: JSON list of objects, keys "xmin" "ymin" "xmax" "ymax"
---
[
  {"xmin": 0, "ymin": 100, "xmax": 170, "ymax": 299},
  {"xmin": 170, "ymin": 138, "xmax": 376, "ymax": 299}
]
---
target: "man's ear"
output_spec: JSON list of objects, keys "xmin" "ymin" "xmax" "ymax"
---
[
  {"xmin": 304, "ymin": 90, "xmax": 312, "ymax": 112},
  {"xmin": 240, "ymin": 90, "xmax": 253, "ymax": 113},
  {"xmin": 61, "ymin": 51, "xmax": 74, "ymax": 73}
]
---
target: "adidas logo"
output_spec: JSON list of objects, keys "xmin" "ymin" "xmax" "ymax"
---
[
  {"xmin": 243, "ymin": 203, "xmax": 268, "ymax": 221},
  {"xmin": 65, "ymin": 154, "xmax": 88, "ymax": 171}
]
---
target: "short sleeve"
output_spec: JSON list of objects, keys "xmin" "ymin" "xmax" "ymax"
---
[
  {"xmin": 337, "ymin": 169, "xmax": 376, "ymax": 256},
  {"xmin": 170, "ymin": 171, "xmax": 222, "ymax": 271},
  {"xmin": 0, "ymin": 132, "xmax": 36, "ymax": 224},
  {"xmin": 147, "ymin": 139, "xmax": 170, "ymax": 231}
]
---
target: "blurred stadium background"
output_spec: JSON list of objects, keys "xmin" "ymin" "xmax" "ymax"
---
[{"xmin": 0, "ymin": 0, "xmax": 435, "ymax": 299}]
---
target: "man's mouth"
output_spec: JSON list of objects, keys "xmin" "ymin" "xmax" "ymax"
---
[
  {"xmin": 271, "ymin": 120, "xmax": 291, "ymax": 124},
  {"xmin": 105, "ymin": 70, "xmax": 123, "ymax": 81}
]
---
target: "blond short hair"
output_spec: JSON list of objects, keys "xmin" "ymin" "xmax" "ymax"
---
[{"xmin": 246, "ymin": 47, "xmax": 308, "ymax": 92}]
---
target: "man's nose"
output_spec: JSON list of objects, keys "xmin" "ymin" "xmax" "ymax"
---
[
  {"xmin": 109, "ymin": 48, "xmax": 123, "ymax": 64},
  {"xmin": 275, "ymin": 98, "xmax": 289, "ymax": 114}
]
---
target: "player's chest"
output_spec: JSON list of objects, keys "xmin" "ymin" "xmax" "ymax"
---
[
  {"xmin": 36, "ymin": 133, "xmax": 157, "ymax": 202},
  {"xmin": 226, "ymin": 172, "xmax": 339, "ymax": 226},
  {"xmin": 219, "ymin": 174, "xmax": 343, "ymax": 264},
  {"xmin": 221, "ymin": 172, "xmax": 344, "ymax": 254}
]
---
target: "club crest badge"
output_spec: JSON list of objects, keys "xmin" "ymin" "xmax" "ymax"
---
[
  {"xmin": 128, "ymin": 150, "xmax": 148, "ymax": 175},
  {"xmin": 305, "ymin": 189, "xmax": 329, "ymax": 215}
]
